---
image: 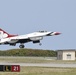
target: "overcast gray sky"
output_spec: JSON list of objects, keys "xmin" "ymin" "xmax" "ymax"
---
[{"xmin": 0, "ymin": 0, "xmax": 76, "ymax": 50}]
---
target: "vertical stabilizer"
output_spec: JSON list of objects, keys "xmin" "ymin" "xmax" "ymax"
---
[{"xmin": 0, "ymin": 28, "xmax": 18, "ymax": 38}]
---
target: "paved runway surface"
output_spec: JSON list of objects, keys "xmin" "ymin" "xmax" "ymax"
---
[{"xmin": 0, "ymin": 62, "xmax": 76, "ymax": 68}]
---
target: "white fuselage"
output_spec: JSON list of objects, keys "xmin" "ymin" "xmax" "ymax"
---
[
  {"xmin": 0, "ymin": 28, "xmax": 61, "ymax": 48},
  {"xmin": 0, "ymin": 30, "xmax": 61, "ymax": 48},
  {"xmin": 0, "ymin": 31, "xmax": 51, "ymax": 44}
]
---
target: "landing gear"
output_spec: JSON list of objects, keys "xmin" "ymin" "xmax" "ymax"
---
[
  {"xmin": 39, "ymin": 43, "xmax": 42, "ymax": 46},
  {"xmin": 19, "ymin": 44, "xmax": 25, "ymax": 48}
]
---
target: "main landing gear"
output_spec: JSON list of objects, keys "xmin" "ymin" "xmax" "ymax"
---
[
  {"xmin": 19, "ymin": 43, "xmax": 25, "ymax": 48},
  {"xmin": 19, "ymin": 42, "xmax": 42, "ymax": 48}
]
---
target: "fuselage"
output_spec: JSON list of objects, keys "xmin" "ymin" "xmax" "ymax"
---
[
  {"xmin": 0, "ymin": 31, "xmax": 52, "ymax": 44},
  {"xmin": 0, "ymin": 29, "xmax": 61, "ymax": 48}
]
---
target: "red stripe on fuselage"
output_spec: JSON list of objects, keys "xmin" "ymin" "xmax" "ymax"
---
[{"xmin": 7, "ymin": 34, "xmax": 18, "ymax": 38}]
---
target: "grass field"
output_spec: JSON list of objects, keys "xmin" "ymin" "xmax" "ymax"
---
[
  {"xmin": 0, "ymin": 56, "xmax": 76, "ymax": 75},
  {"xmin": 0, "ymin": 56, "xmax": 76, "ymax": 63},
  {"xmin": 0, "ymin": 67, "xmax": 76, "ymax": 75}
]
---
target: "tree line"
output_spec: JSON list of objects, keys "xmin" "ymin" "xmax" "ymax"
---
[
  {"xmin": 0, "ymin": 48, "xmax": 57, "ymax": 57},
  {"xmin": 0, "ymin": 48, "xmax": 76, "ymax": 57}
]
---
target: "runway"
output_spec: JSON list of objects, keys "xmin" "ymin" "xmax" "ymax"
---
[{"xmin": 0, "ymin": 62, "xmax": 76, "ymax": 68}]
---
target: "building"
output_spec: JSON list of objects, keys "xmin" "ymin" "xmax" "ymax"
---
[{"xmin": 57, "ymin": 50, "xmax": 75, "ymax": 60}]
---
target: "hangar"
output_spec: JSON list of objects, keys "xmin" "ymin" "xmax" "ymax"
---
[{"xmin": 57, "ymin": 50, "xmax": 75, "ymax": 60}]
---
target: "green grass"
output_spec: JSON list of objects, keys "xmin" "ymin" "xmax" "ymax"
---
[
  {"xmin": 0, "ymin": 56, "xmax": 76, "ymax": 63},
  {"xmin": 0, "ymin": 57, "xmax": 48, "ymax": 63},
  {"xmin": 0, "ymin": 57, "xmax": 76, "ymax": 75},
  {"xmin": 0, "ymin": 67, "xmax": 76, "ymax": 75}
]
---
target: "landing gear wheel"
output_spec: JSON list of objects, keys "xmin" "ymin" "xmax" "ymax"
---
[
  {"xmin": 39, "ymin": 43, "xmax": 42, "ymax": 46},
  {"xmin": 19, "ymin": 45, "xmax": 25, "ymax": 48}
]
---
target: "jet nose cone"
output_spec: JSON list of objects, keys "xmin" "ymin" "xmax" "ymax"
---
[{"xmin": 54, "ymin": 32, "xmax": 61, "ymax": 35}]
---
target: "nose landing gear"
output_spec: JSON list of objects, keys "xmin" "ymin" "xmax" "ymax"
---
[{"xmin": 39, "ymin": 43, "xmax": 42, "ymax": 46}]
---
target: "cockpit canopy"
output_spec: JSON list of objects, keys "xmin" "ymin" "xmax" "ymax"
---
[{"xmin": 38, "ymin": 31, "xmax": 47, "ymax": 33}]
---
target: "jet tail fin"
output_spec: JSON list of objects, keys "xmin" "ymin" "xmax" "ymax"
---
[
  {"xmin": 0, "ymin": 28, "xmax": 9, "ymax": 35},
  {"xmin": 0, "ymin": 28, "xmax": 18, "ymax": 38}
]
